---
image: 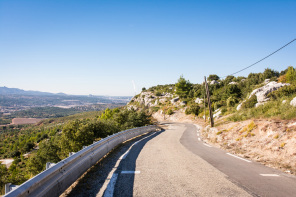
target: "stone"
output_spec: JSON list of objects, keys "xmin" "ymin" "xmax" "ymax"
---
[
  {"xmin": 210, "ymin": 80, "xmax": 219, "ymax": 85},
  {"xmin": 282, "ymin": 100, "xmax": 287, "ymax": 104},
  {"xmin": 171, "ymin": 97, "xmax": 179, "ymax": 103},
  {"xmin": 249, "ymin": 81, "xmax": 290, "ymax": 104},
  {"xmin": 290, "ymin": 97, "xmax": 296, "ymax": 107},
  {"xmin": 213, "ymin": 108, "xmax": 222, "ymax": 119},
  {"xmin": 180, "ymin": 101, "xmax": 187, "ymax": 106},
  {"xmin": 236, "ymin": 102, "xmax": 243, "ymax": 111},
  {"xmin": 229, "ymin": 82, "xmax": 238, "ymax": 85},
  {"xmin": 195, "ymin": 98, "xmax": 203, "ymax": 104}
]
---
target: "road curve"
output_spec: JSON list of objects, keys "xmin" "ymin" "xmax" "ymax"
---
[{"xmin": 67, "ymin": 122, "xmax": 296, "ymax": 197}]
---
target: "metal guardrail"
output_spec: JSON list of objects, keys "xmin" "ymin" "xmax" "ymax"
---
[{"xmin": 4, "ymin": 125, "xmax": 158, "ymax": 197}]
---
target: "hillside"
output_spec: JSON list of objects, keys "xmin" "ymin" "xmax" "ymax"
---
[{"xmin": 128, "ymin": 66, "xmax": 296, "ymax": 174}]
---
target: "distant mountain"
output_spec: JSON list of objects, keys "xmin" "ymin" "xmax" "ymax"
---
[{"xmin": 0, "ymin": 86, "xmax": 56, "ymax": 96}]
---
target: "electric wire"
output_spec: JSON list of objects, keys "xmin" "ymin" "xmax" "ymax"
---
[{"xmin": 220, "ymin": 38, "xmax": 296, "ymax": 78}]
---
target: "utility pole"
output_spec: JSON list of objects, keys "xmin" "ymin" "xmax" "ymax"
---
[
  {"xmin": 204, "ymin": 76, "xmax": 214, "ymax": 127},
  {"xmin": 204, "ymin": 94, "xmax": 206, "ymax": 122}
]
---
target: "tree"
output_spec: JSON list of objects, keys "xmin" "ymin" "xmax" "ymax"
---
[
  {"xmin": 207, "ymin": 74, "xmax": 220, "ymax": 81},
  {"xmin": 260, "ymin": 68, "xmax": 279, "ymax": 81},
  {"xmin": 175, "ymin": 76, "xmax": 192, "ymax": 99},
  {"xmin": 286, "ymin": 66, "xmax": 296, "ymax": 84}
]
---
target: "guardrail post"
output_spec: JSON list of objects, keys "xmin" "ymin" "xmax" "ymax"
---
[
  {"xmin": 46, "ymin": 162, "xmax": 56, "ymax": 170},
  {"xmin": 5, "ymin": 183, "xmax": 11, "ymax": 194},
  {"xmin": 5, "ymin": 183, "xmax": 19, "ymax": 194},
  {"xmin": 69, "ymin": 152, "xmax": 76, "ymax": 157}
]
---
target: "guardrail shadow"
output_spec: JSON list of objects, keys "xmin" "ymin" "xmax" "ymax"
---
[
  {"xmin": 65, "ymin": 129, "xmax": 164, "ymax": 197},
  {"xmin": 113, "ymin": 129, "xmax": 164, "ymax": 197}
]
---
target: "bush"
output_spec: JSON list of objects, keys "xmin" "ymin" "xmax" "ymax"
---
[
  {"xmin": 268, "ymin": 85, "xmax": 296, "ymax": 100},
  {"xmin": 155, "ymin": 92, "xmax": 162, "ymax": 96},
  {"xmin": 227, "ymin": 96, "xmax": 237, "ymax": 107},
  {"xmin": 151, "ymin": 107, "xmax": 160, "ymax": 112},
  {"xmin": 185, "ymin": 104, "xmax": 200, "ymax": 116},
  {"xmin": 242, "ymin": 95, "xmax": 257, "ymax": 109},
  {"xmin": 166, "ymin": 109, "xmax": 173, "ymax": 115}
]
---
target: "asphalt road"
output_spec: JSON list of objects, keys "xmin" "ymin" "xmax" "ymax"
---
[{"xmin": 69, "ymin": 122, "xmax": 296, "ymax": 197}]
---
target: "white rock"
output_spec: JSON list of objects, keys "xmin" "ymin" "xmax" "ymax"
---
[
  {"xmin": 171, "ymin": 97, "xmax": 179, "ymax": 103},
  {"xmin": 180, "ymin": 101, "xmax": 186, "ymax": 106},
  {"xmin": 290, "ymin": 97, "xmax": 296, "ymax": 107},
  {"xmin": 282, "ymin": 100, "xmax": 287, "ymax": 104},
  {"xmin": 210, "ymin": 80, "xmax": 219, "ymax": 85},
  {"xmin": 229, "ymin": 82, "xmax": 238, "ymax": 85},
  {"xmin": 236, "ymin": 102, "xmax": 243, "ymax": 111},
  {"xmin": 195, "ymin": 98, "xmax": 204, "ymax": 104},
  {"xmin": 213, "ymin": 109, "xmax": 222, "ymax": 119},
  {"xmin": 249, "ymin": 81, "xmax": 290, "ymax": 103}
]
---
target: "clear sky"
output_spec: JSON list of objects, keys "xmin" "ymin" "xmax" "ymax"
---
[{"xmin": 0, "ymin": 0, "xmax": 295, "ymax": 96}]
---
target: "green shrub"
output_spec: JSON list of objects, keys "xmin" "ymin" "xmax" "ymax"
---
[
  {"xmin": 151, "ymin": 107, "xmax": 160, "ymax": 112},
  {"xmin": 242, "ymin": 95, "xmax": 257, "ymax": 109},
  {"xmin": 185, "ymin": 104, "xmax": 200, "ymax": 116},
  {"xmin": 155, "ymin": 92, "xmax": 162, "ymax": 96},
  {"xmin": 227, "ymin": 96, "xmax": 237, "ymax": 107},
  {"xmin": 268, "ymin": 85, "xmax": 296, "ymax": 100},
  {"xmin": 166, "ymin": 109, "xmax": 173, "ymax": 115}
]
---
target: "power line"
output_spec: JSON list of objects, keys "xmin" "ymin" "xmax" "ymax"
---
[{"xmin": 220, "ymin": 38, "xmax": 296, "ymax": 78}]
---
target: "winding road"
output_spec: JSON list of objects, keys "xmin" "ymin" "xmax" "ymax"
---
[{"xmin": 67, "ymin": 122, "xmax": 296, "ymax": 197}]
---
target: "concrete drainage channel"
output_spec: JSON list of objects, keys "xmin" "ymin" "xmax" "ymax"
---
[{"xmin": 4, "ymin": 125, "xmax": 159, "ymax": 197}]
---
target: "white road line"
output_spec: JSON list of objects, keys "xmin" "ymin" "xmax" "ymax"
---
[
  {"xmin": 198, "ymin": 138, "xmax": 201, "ymax": 141},
  {"xmin": 98, "ymin": 132, "xmax": 156, "ymax": 196},
  {"xmin": 120, "ymin": 150, "xmax": 130, "ymax": 160},
  {"xmin": 102, "ymin": 173, "xmax": 118, "ymax": 197},
  {"xmin": 121, "ymin": 171, "xmax": 140, "ymax": 174},
  {"xmin": 226, "ymin": 153, "xmax": 252, "ymax": 163},
  {"xmin": 203, "ymin": 143, "xmax": 212, "ymax": 147},
  {"xmin": 260, "ymin": 174, "xmax": 280, "ymax": 177}
]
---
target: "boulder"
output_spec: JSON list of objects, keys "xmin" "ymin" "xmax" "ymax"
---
[
  {"xmin": 290, "ymin": 97, "xmax": 296, "ymax": 107},
  {"xmin": 229, "ymin": 82, "xmax": 238, "ymax": 85},
  {"xmin": 210, "ymin": 80, "xmax": 219, "ymax": 85},
  {"xmin": 249, "ymin": 81, "xmax": 290, "ymax": 104},
  {"xmin": 180, "ymin": 101, "xmax": 187, "ymax": 106},
  {"xmin": 213, "ymin": 109, "xmax": 222, "ymax": 119},
  {"xmin": 195, "ymin": 98, "xmax": 204, "ymax": 104},
  {"xmin": 171, "ymin": 97, "xmax": 179, "ymax": 103},
  {"xmin": 236, "ymin": 102, "xmax": 243, "ymax": 111}
]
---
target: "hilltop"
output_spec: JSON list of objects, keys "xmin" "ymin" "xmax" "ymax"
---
[{"xmin": 128, "ymin": 66, "xmax": 296, "ymax": 174}]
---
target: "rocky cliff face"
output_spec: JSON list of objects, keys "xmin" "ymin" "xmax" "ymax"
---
[
  {"xmin": 237, "ymin": 81, "xmax": 290, "ymax": 110},
  {"xmin": 249, "ymin": 81, "xmax": 289, "ymax": 104}
]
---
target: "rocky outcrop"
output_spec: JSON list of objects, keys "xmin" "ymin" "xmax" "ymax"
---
[
  {"xmin": 195, "ymin": 98, "xmax": 203, "ymax": 104},
  {"xmin": 210, "ymin": 80, "xmax": 219, "ymax": 85},
  {"xmin": 249, "ymin": 81, "xmax": 290, "ymax": 104},
  {"xmin": 213, "ymin": 108, "xmax": 222, "ymax": 119},
  {"xmin": 290, "ymin": 97, "xmax": 296, "ymax": 107},
  {"xmin": 236, "ymin": 102, "xmax": 243, "ymax": 111},
  {"xmin": 171, "ymin": 97, "xmax": 179, "ymax": 103}
]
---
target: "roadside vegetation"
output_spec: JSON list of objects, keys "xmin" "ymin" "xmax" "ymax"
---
[
  {"xmin": 133, "ymin": 66, "xmax": 296, "ymax": 120},
  {"xmin": 0, "ymin": 108, "xmax": 151, "ymax": 194}
]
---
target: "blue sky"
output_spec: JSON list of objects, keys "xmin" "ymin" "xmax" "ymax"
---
[{"xmin": 0, "ymin": 0, "xmax": 295, "ymax": 96}]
